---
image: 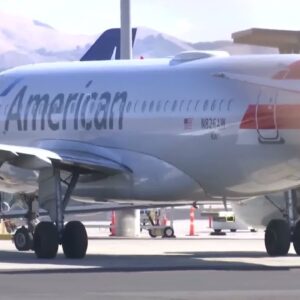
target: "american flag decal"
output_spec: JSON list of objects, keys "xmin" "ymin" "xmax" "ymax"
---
[{"xmin": 184, "ymin": 118, "xmax": 193, "ymax": 130}]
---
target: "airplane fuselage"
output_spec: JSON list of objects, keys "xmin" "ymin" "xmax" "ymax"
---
[{"xmin": 0, "ymin": 55, "xmax": 300, "ymax": 202}]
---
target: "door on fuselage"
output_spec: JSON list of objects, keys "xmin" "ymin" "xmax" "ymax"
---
[{"xmin": 255, "ymin": 89, "xmax": 284, "ymax": 144}]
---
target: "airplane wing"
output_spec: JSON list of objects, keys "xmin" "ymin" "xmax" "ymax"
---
[
  {"xmin": 214, "ymin": 72, "xmax": 300, "ymax": 93},
  {"xmin": 0, "ymin": 144, "xmax": 131, "ymax": 175}
]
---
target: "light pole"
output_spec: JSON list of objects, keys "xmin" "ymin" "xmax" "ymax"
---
[{"xmin": 120, "ymin": 0, "xmax": 132, "ymax": 59}]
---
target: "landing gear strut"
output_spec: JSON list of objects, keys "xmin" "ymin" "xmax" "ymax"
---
[
  {"xmin": 13, "ymin": 168, "xmax": 88, "ymax": 259},
  {"xmin": 35, "ymin": 168, "xmax": 88, "ymax": 259}
]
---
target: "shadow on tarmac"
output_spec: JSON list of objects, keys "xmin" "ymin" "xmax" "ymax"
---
[{"xmin": 0, "ymin": 248, "xmax": 299, "ymax": 275}]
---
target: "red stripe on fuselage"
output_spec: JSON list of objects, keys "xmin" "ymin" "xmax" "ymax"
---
[{"xmin": 240, "ymin": 104, "xmax": 300, "ymax": 129}]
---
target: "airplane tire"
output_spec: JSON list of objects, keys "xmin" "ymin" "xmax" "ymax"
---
[
  {"xmin": 14, "ymin": 226, "xmax": 33, "ymax": 251},
  {"xmin": 265, "ymin": 219, "xmax": 290, "ymax": 256},
  {"xmin": 33, "ymin": 222, "xmax": 59, "ymax": 259},
  {"xmin": 293, "ymin": 221, "xmax": 300, "ymax": 255},
  {"xmin": 62, "ymin": 221, "xmax": 88, "ymax": 259},
  {"xmin": 163, "ymin": 226, "xmax": 174, "ymax": 238}
]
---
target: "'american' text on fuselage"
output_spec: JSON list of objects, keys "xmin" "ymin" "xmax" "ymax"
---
[{"xmin": 4, "ymin": 83, "xmax": 127, "ymax": 132}]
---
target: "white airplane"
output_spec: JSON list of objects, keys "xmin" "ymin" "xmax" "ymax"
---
[{"xmin": 1, "ymin": 48, "xmax": 300, "ymax": 259}]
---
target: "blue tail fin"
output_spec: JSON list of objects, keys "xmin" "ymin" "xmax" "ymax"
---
[{"xmin": 80, "ymin": 28, "xmax": 137, "ymax": 61}]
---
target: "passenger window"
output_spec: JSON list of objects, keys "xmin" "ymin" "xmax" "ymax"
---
[
  {"xmin": 156, "ymin": 101, "xmax": 162, "ymax": 112},
  {"xmin": 134, "ymin": 100, "xmax": 139, "ymax": 112},
  {"xmin": 219, "ymin": 99, "xmax": 224, "ymax": 111},
  {"xmin": 227, "ymin": 99, "xmax": 233, "ymax": 111},
  {"xmin": 187, "ymin": 100, "xmax": 193, "ymax": 111},
  {"xmin": 142, "ymin": 101, "xmax": 147, "ymax": 113},
  {"xmin": 164, "ymin": 100, "xmax": 170, "ymax": 112},
  {"xmin": 179, "ymin": 100, "xmax": 185, "ymax": 112},
  {"xmin": 211, "ymin": 99, "xmax": 217, "ymax": 111},
  {"xmin": 203, "ymin": 100, "xmax": 209, "ymax": 111},
  {"xmin": 126, "ymin": 101, "xmax": 132, "ymax": 113},
  {"xmin": 195, "ymin": 100, "xmax": 201, "ymax": 111},
  {"xmin": 149, "ymin": 101, "xmax": 154, "ymax": 112},
  {"xmin": 172, "ymin": 100, "xmax": 178, "ymax": 112}
]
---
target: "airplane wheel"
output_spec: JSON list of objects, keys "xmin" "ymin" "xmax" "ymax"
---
[
  {"xmin": 14, "ymin": 226, "xmax": 33, "ymax": 251},
  {"xmin": 163, "ymin": 226, "xmax": 174, "ymax": 238},
  {"xmin": 62, "ymin": 221, "xmax": 88, "ymax": 259},
  {"xmin": 265, "ymin": 219, "xmax": 290, "ymax": 256},
  {"xmin": 293, "ymin": 221, "xmax": 300, "ymax": 255},
  {"xmin": 33, "ymin": 222, "xmax": 58, "ymax": 259}
]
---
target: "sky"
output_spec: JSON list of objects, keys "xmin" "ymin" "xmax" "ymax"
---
[{"xmin": 0, "ymin": 0, "xmax": 300, "ymax": 42}]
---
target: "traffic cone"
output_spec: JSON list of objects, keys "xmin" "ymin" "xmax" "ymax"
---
[
  {"xmin": 110, "ymin": 211, "xmax": 116, "ymax": 236},
  {"xmin": 189, "ymin": 207, "xmax": 195, "ymax": 236}
]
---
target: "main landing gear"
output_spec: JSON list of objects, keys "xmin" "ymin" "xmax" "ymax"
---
[
  {"xmin": 264, "ymin": 190, "xmax": 300, "ymax": 256},
  {"xmin": 13, "ymin": 168, "xmax": 88, "ymax": 259}
]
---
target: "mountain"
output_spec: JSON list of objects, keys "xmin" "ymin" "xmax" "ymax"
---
[
  {"xmin": 0, "ymin": 12, "xmax": 95, "ymax": 70},
  {"xmin": 0, "ymin": 12, "xmax": 278, "ymax": 71}
]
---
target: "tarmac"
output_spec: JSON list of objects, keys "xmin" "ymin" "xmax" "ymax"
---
[{"xmin": 0, "ymin": 220, "xmax": 300, "ymax": 299}]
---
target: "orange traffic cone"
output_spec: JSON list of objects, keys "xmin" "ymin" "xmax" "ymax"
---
[{"xmin": 189, "ymin": 207, "xmax": 195, "ymax": 236}]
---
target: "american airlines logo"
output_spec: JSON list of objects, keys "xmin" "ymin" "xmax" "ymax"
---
[{"xmin": 4, "ymin": 81, "xmax": 127, "ymax": 132}]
